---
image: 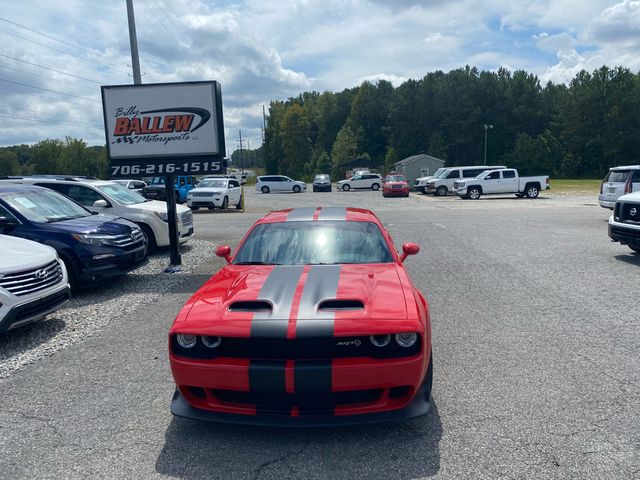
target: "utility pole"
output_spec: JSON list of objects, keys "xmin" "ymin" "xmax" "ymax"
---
[
  {"xmin": 483, "ymin": 124, "xmax": 493, "ymax": 166},
  {"xmin": 237, "ymin": 130, "xmax": 245, "ymax": 174},
  {"xmin": 126, "ymin": 0, "xmax": 142, "ymax": 85}
]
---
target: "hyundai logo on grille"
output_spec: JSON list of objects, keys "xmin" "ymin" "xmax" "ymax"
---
[
  {"xmin": 35, "ymin": 269, "xmax": 48, "ymax": 279},
  {"xmin": 631, "ymin": 207, "xmax": 638, "ymax": 217}
]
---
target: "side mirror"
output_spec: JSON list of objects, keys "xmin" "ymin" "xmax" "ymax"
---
[
  {"xmin": 93, "ymin": 200, "xmax": 109, "ymax": 208},
  {"xmin": 400, "ymin": 242, "xmax": 420, "ymax": 262},
  {"xmin": 215, "ymin": 245, "xmax": 232, "ymax": 263}
]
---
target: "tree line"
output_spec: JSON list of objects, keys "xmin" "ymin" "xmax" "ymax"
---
[
  {"xmin": 0, "ymin": 138, "xmax": 108, "ymax": 178},
  {"xmin": 262, "ymin": 65, "xmax": 640, "ymax": 180}
]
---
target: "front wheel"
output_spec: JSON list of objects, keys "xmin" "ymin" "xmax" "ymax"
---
[
  {"xmin": 468, "ymin": 187, "xmax": 481, "ymax": 200},
  {"xmin": 293, "ymin": 185, "xmax": 301, "ymax": 193},
  {"xmin": 342, "ymin": 184, "xmax": 350, "ymax": 191},
  {"xmin": 189, "ymin": 206, "xmax": 199, "ymax": 211},
  {"xmin": 371, "ymin": 183, "xmax": 380, "ymax": 191},
  {"xmin": 525, "ymin": 185, "xmax": 539, "ymax": 199},
  {"xmin": 235, "ymin": 195, "xmax": 243, "ymax": 210},
  {"xmin": 261, "ymin": 186, "xmax": 270, "ymax": 194},
  {"xmin": 221, "ymin": 196, "xmax": 228, "ymax": 209},
  {"xmin": 435, "ymin": 186, "xmax": 447, "ymax": 196},
  {"xmin": 139, "ymin": 224, "xmax": 157, "ymax": 252}
]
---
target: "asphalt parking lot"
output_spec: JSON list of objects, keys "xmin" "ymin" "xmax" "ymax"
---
[{"xmin": 1, "ymin": 186, "xmax": 638, "ymax": 479}]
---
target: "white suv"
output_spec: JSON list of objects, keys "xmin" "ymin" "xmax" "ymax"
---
[
  {"xmin": 188, "ymin": 178, "xmax": 242, "ymax": 210},
  {"xmin": 608, "ymin": 191, "xmax": 640, "ymax": 253},
  {"xmin": 0, "ymin": 235, "xmax": 70, "ymax": 333},
  {"xmin": 1, "ymin": 177, "xmax": 194, "ymax": 251},
  {"xmin": 255, "ymin": 175, "xmax": 307, "ymax": 194},
  {"xmin": 598, "ymin": 166, "xmax": 640, "ymax": 209},
  {"xmin": 337, "ymin": 173, "xmax": 383, "ymax": 191},
  {"xmin": 414, "ymin": 168, "xmax": 446, "ymax": 193}
]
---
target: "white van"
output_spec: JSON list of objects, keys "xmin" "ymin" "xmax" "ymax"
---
[{"xmin": 424, "ymin": 165, "xmax": 507, "ymax": 196}]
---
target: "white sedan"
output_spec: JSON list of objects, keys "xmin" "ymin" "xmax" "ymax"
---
[{"xmin": 187, "ymin": 178, "xmax": 242, "ymax": 210}]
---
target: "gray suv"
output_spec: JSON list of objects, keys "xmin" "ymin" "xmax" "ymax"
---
[{"xmin": 599, "ymin": 166, "xmax": 640, "ymax": 209}]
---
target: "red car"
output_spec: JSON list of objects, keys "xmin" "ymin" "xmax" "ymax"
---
[
  {"xmin": 382, "ymin": 174, "xmax": 410, "ymax": 197},
  {"xmin": 169, "ymin": 207, "xmax": 432, "ymax": 426}
]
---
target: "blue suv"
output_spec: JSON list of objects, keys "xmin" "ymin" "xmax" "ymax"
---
[{"xmin": 0, "ymin": 184, "xmax": 148, "ymax": 287}]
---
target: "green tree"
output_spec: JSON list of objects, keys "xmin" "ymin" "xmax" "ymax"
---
[
  {"xmin": 427, "ymin": 131, "xmax": 448, "ymax": 161},
  {"xmin": 384, "ymin": 146, "xmax": 398, "ymax": 174},
  {"xmin": 280, "ymin": 103, "xmax": 311, "ymax": 178},
  {"xmin": 31, "ymin": 139, "xmax": 64, "ymax": 174},
  {"xmin": 331, "ymin": 125, "xmax": 358, "ymax": 180},
  {"xmin": 0, "ymin": 150, "xmax": 18, "ymax": 176}
]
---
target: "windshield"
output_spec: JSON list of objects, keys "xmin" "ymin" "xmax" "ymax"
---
[
  {"xmin": 605, "ymin": 171, "xmax": 631, "ymax": 183},
  {"xmin": 314, "ymin": 175, "xmax": 329, "ymax": 181},
  {"xmin": 233, "ymin": 221, "xmax": 394, "ymax": 265},
  {"xmin": 385, "ymin": 175, "xmax": 406, "ymax": 182},
  {"xmin": 1, "ymin": 189, "xmax": 91, "ymax": 223},
  {"xmin": 96, "ymin": 183, "xmax": 147, "ymax": 205},
  {"xmin": 435, "ymin": 169, "xmax": 450, "ymax": 179},
  {"xmin": 432, "ymin": 168, "xmax": 445, "ymax": 177},
  {"xmin": 197, "ymin": 179, "xmax": 227, "ymax": 188},
  {"xmin": 150, "ymin": 177, "xmax": 165, "ymax": 185}
]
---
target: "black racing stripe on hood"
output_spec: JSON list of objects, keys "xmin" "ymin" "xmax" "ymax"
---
[
  {"xmin": 286, "ymin": 207, "xmax": 317, "ymax": 222},
  {"xmin": 295, "ymin": 265, "xmax": 341, "ymax": 338},
  {"xmin": 317, "ymin": 207, "xmax": 346, "ymax": 221},
  {"xmin": 251, "ymin": 265, "xmax": 304, "ymax": 338}
]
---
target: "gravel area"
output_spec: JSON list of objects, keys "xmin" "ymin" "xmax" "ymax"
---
[{"xmin": 0, "ymin": 239, "xmax": 214, "ymax": 380}]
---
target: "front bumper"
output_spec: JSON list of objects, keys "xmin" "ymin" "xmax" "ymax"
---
[
  {"xmin": 598, "ymin": 196, "xmax": 616, "ymax": 209},
  {"xmin": 424, "ymin": 185, "xmax": 436, "ymax": 193},
  {"xmin": 170, "ymin": 352, "xmax": 430, "ymax": 426},
  {"xmin": 0, "ymin": 286, "xmax": 71, "ymax": 333},
  {"xmin": 187, "ymin": 197, "xmax": 225, "ymax": 208},
  {"xmin": 313, "ymin": 184, "xmax": 332, "ymax": 192},
  {"xmin": 383, "ymin": 188, "xmax": 409, "ymax": 196},
  {"xmin": 609, "ymin": 221, "xmax": 640, "ymax": 248},
  {"xmin": 78, "ymin": 244, "xmax": 148, "ymax": 283}
]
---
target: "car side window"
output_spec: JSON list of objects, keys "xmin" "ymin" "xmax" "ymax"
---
[
  {"xmin": 486, "ymin": 171, "xmax": 501, "ymax": 180},
  {"xmin": 229, "ymin": 180, "xmax": 239, "ymax": 188},
  {"xmin": 65, "ymin": 186, "xmax": 105, "ymax": 207},
  {"xmin": 0, "ymin": 203, "xmax": 18, "ymax": 222},
  {"xmin": 502, "ymin": 170, "xmax": 516, "ymax": 179},
  {"xmin": 446, "ymin": 170, "xmax": 459, "ymax": 179},
  {"xmin": 463, "ymin": 169, "xmax": 482, "ymax": 178},
  {"xmin": 632, "ymin": 170, "xmax": 640, "ymax": 182},
  {"xmin": 134, "ymin": 181, "xmax": 145, "ymax": 189},
  {"xmin": 351, "ymin": 175, "xmax": 361, "ymax": 181}
]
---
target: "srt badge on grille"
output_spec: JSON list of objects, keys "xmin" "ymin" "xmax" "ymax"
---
[
  {"xmin": 631, "ymin": 208, "xmax": 637, "ymax": 217},
  {"xmin": 336, "ymin": 339, "xmax": 362, "ymax": 347},
  {"xmin": 35, "ymin": 269, "xmax": 48, "ymax": 279}
]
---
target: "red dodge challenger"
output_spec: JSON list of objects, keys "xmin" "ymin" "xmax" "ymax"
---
[
  {"xmin": 169, "ymin": 207, "xmax": 432, "ymax": 426},
  {"xmin": 382, "ymin": 174, "xmax": 410, "ymax": 197}
]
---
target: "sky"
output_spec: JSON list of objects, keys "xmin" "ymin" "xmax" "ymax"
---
[{"xmin": 1, "ymin": 0, "xmax": 640, "ymax": 154}]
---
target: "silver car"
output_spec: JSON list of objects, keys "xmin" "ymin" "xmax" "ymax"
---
[{"xmin": 599, "ymin": 166, "xmax": 640, "ymax": 209}]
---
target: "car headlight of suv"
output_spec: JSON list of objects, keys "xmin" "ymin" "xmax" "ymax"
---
[
  {"xmin": 72, "ymin": 233, "xmax": 120, "ymax": 247},
  {"xmin": 457, "ymin": 182, "xmax": 465, "ymax": 188},
  {"xmin": 154, "ymin": 211, "xmax": 169, "ymax": 222}
]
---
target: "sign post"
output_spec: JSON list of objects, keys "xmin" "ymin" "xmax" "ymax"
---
[{"xmin": 100, "ymin": 81, "xmax": 226, "ymax": 265}]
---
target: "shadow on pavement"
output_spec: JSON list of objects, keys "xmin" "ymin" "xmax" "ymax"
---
[
  {"xmin": 614, "ymin": 252, "xmax": 640, "ymax": 265},
  {"xmin": 155, "ymin": 402, "xmax": 442, "ymax": 480}
]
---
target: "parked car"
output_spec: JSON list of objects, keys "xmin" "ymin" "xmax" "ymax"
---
[
  {"xmin": 337, "ymin": 173, "xmax": 383, "ymax": 191},
  {"xmin": 608, "ymin": 191, "xmax": 640, "ymax": 253},
  {"xmin": 0, "ymin": 184, "xmax": 147, "ymax": 287},
  {"xmin": 598, "ymin": 165, "xmax": 640, "ymax": 210},
  {"xmin": 312, "ymin": 174, "xmax": 332, "ymax": 192},
  {"xmin": 413, "ymin": 168, "xmax": 447, "ymax": 193},
  {"xmin": 168, "ymin": 207, "xmax": 432, "ymax": 426},
  {"xmin": 1, "ymin": 177, "xmax": 193, "ymax": 252},
  {"xmin": 0, "ymin": 234, "xmax": 71, "ymax": 334},
  {"xmin": 142, "ymin": 176, "xmax": 197, "ymax": 203},
  {"xmin": 453, "ymin": 168, "xmax": 550, "ymax": 199},
  {"xmin": 112, "ymin": 179, "xmax": 147, "ymax": 193},
  {"xmin": 382, "ymin": 175, "xmax": 410, "ymax": 197},
  {"xmin": 424, "ymin": 165, "xmax": 507, "ymax": 196},
  {"xmin": 187, "ymin": 178, "xmax": 242, "ymax": 210},
  {"xmin": 255, "ymin": 175, "xmax": 307, "ymax": 194}
]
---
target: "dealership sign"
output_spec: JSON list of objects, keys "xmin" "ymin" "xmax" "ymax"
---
[{"xmin": 101, "ymin": 81, "xmax": 226, "ymax": 178}]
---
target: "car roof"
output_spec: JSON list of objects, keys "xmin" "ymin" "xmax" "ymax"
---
[
  {"xmin": 3, "ymin": 177, "xmax": 115, "ymax": 187},
  {"xmin": 610, "ymin": 165, "xmax": 640, "ymax": 171},
  {"xmin": 0, "ymin": 183, "xmax": 48, "ymax": 193},
  {"xmin": 257, "ymin": 207, "xmax": 381, "ymax": 225}
]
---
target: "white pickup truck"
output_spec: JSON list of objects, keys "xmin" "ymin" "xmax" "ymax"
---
[{"xmin": 453, "ymin": 168, "xmax": 550, "ymax": 199}]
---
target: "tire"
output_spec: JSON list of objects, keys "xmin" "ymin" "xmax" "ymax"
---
[
  {"xmin": 525, "ymin": 185, "xmax": 539, "ymax": 199},
  {"xmin": 371, "ymin": 183, "xmax": 380, "ymax": 191},
  {"xmin": 261, "ymin": 186, "xmax": 270, "ymax": 194},
  {"xmin": 189, "ymin": 206, "xmax": 199, "ymax": 211},
  {"xmin": 342, "ymin": 184, "xmax": 351, "ymax": 191},
  {"xmin": 382, "ymin": 193, "xmax": 387, "ymax": 198},
  {"xmin": 313, "ymin": 187, "xmax": 317, "ymax": 192},
  {"xmin": 235, "ymin": 195, "xmax": 243, "ymax": 210},
  {"xmin": 293, "ymin": 185, "xmax": 301, "ymax": 193},
  {"xmin": 425, "ymin": 353, "xmax": 433, "ymax": 401},
  {"xmin": 139, "ymin": 224, "xmax": 157, "ymax": 252},
  {"xmin": 468, "ymin": 187, "xmax": 481, "ymax": 200},
  {"xmin": 221, "ymin": 196, "xmax": 228, "ymax": 209},
  {"xmin": 59, "ymin": 254, "xmax": 79, "ymax": 291},
  {"xmin": 435, "ymin": 186, "xmax": 448, "ymax": 196}
]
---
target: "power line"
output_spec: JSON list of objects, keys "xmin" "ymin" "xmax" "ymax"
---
[
  {"xmin": 0, "ymin": 64, "xmax": 98, "ymax": 92},
  {"xmin": 0, "ymin": 16, "xmax": 132, "ymax": 70},
  {"xmin": 0, "ymin": 86, "xmax": 96, "ymax": 107},
  {"xmin": 0, "ymin": 105, "xmax": 100, "ymax": 122},
  {"xmin": 0, "ymin": 112, "xmax": 102, "ymax": 129},
  {"xmin": 0, "ymin": 52, "xmax": 102, "ymax": 84},
  {"xmin": 0, "ymin": 77, "xmax": 98, "ymax": 101}
]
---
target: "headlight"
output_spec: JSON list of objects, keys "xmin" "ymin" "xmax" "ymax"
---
[
  {"xmin": 457, "ymin": 182, "xmax": 465, "ymax": 188},
  {"xmin": 370, "ymin": 334, "xmax": 391, "ymax": 347},
  {"xmin": 176, "ymin": 334, "xmax": 197, "ymax": 348},
  {"xmin": 71, "ymin": 233, "xmax": 119, "ymax": 247},
  {"xmin": 154, "ymin": 211, "xmax": 169, "ymax": 222},
  {"xmin": 201, "ymin": 336, "xmax": 221, "ymax": 348},
  {"xmin": 395, "ymin": 332, "xmax": 417, "ymax": 347}
]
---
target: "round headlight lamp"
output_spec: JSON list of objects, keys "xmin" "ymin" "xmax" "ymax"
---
[
  {"xmin": 395, "ymin": 332, "xmax": 417, "ymax": 348},
  {"xmin": 201, "ymin": 336, "xmax": 222, "ymax": 348},
  {"xmin": 176, "ymin": 334, "xmax": 197, "ymax": 349},
  {"xmin": 370, "ymin": 334, "xmax": 391, "ymax": 347}
]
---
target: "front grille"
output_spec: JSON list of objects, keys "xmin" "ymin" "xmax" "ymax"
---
[
  {"xmin": 180, "ymin": 211, "xmax": 193, "ymax": 228},
  {"xmin": 618, "ymin": 203, "xmax": 640, "ymax": 224},
  {"xmin": 13, "ymin": 290, "xmax": 69, "ymax": 322},
  {"xmin": 192, "ymin": 192, "xmax": 215, "ymax": 197},
  {"xmin": 112, "ymin": 228, "xmax": 144, "ymax": 249},
  {"xmin": 171, "ymin": 335, "xmax": 421, "ymax": 360},
  {"xmin": 0, "ymin": 260, "xmax": 64, "ymax": 296},
  {"xmin": 211, "ymin": 388, "xmax": 383, "ymax": 414}
]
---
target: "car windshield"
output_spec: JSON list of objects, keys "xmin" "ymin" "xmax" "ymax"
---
[
  {"xmin": 431, "ymin": 168, "xmax": 445, "ymax": 177},
  {"xmin": 233, "ymin": 221, "xmax": 394, "ymax": 265},
  {"xmin": 0, "ymin": 189, "xmax": 91, "ymax": 223},
  {"xmin": 150, "ymin": 177, "xmax": 165, "ymax": 185},
  {"xmin": 197, "ymin": 179, "xmax": 227, "ymax": 188},
  {"xmin": 435, "ymin": 169, "xmax": 450, "ymax": 179},
  {"xmin": 605, "ymin": 171, "xmax": 632, "ymax": 183},
  {"xmin": 314, "ymin": 175, "xmax": 329, "ymax": 181},
  {"xmin": 96, "ymin": 183, "xmax": 147, "ymax": 205},
  {"xmin": 385, "ymin": 175, "xmax": 405, "ymax": 182}
]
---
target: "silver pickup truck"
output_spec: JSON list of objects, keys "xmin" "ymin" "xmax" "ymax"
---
[{"xmin": 453, "ymin": 168, "xmax": 550, "ymax": 199}]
